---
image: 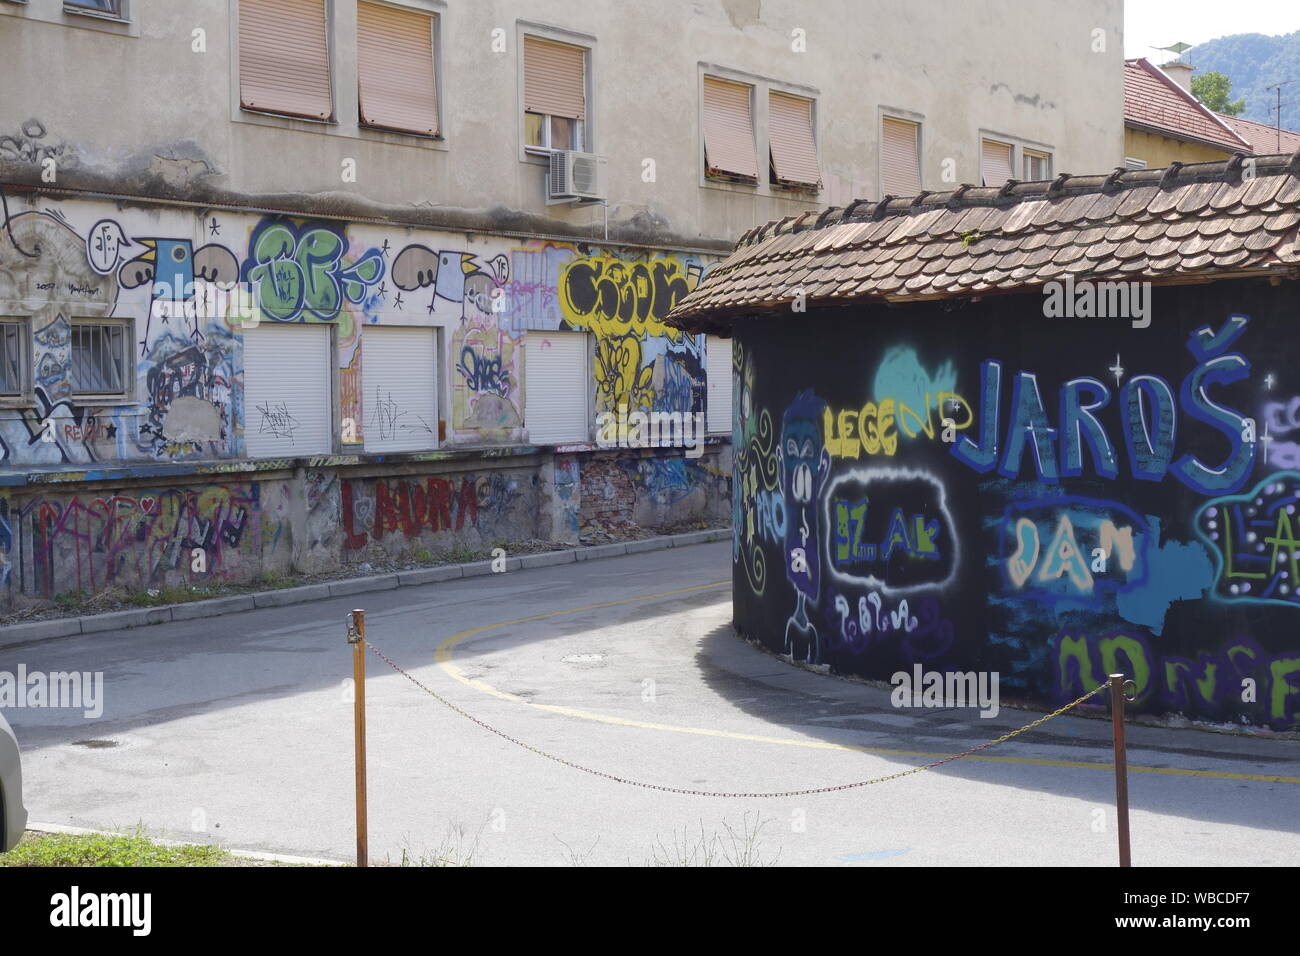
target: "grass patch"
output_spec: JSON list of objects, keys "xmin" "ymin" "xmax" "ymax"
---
[
  {"xmin": 1, "ymin": 829, "xmax": 236, "ymax": 867},
  {"xmin": 53, "ymin": 589, "xmax": 88, "ymax": 611},
  {"xmin": 436, "ymin": 543, "xmax": 489, "ymax": 565}
]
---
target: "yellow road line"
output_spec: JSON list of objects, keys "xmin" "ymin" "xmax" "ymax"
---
[{"xmin": 433, "ymin": 581, "xmax": 1300, "ymax": 786}]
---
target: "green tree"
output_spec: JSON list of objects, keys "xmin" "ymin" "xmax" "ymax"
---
[{"xmin": 1191, "ymin": 70, "xmax": 1246, "ymax": 116}]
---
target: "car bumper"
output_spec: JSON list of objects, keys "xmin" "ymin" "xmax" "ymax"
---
[{"xmin": 0, "ymin": 724, "xmax": 27, "ymax": 853}]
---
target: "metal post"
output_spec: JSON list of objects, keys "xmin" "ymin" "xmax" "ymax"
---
[
  {"xmin": 348, "ymin": 609, "xmax": 368, "ymax": 868},
  {"xmin": 1109, "ymin": 673, "xmax": 1132, "ymax": 868}
]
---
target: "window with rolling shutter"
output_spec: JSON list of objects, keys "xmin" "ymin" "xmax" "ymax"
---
[
  {"xmin": 358, "ymin": 2, "xmax": 438, "ymax": 136},
  {"xmin": 523, "ymin": 35, "xmax": 587, "ymax": 150},
  {"xmin": 361, "ymin": 327, "xmax": 439, "ymax": 453},
  {"xmin": 705, "ymin": 335, "xmax": 732, "ymax": 434},
  {"xmin": 702, "ymin": 76, "xmax": 758, "ymax": 183},
  {"xmin": 243, "ymin": 324, "xmax": 334, "ymax": 458},
  {"xmin": 239, "ymin": 0, "xmax": 333, "ymax": 121},
  {"xmin": 881, "ymin": 116, "xmax": 921, "ymax": 197},
  {"xmin": 768, "ymin": 91, "xmax": 819, "ymax": 188},
  {"xmin": 980, "ymin": 138, "xmax": 1014, "ymax": 187},
  {"xmin": 525, "ymin": 331, "xmax": 589, "ymax": 445}
]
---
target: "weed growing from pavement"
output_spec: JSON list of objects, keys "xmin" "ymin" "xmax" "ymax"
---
[
  {"xmin": 386, "ymin": 821, "xmax": 484, "ymax": 867},
  {"xmin": 555, "ymin": 835, "xmax": 601, "ymax": 866},
  {"xmin": 642, "ymin": 813, "xmax": 780, "ymax": 867}
]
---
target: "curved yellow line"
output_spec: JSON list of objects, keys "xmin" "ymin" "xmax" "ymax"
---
[{"xmin": 433, "ymin": 582, "xmax": 1300, "ymax": 785}]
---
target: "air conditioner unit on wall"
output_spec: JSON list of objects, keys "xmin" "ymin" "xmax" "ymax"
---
[{"xmin": 548, "ymin": 150, "xmax": 603, "ymax": 202}]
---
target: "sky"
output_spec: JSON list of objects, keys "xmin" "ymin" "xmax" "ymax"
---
[{"xmin": 1124, "ymin": 0, "xmax": 1300, "ymax": 61}]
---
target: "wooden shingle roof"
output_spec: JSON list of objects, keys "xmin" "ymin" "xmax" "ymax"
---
[{"xmin": 666, "ymin": 152, "xmax": 1300, "ymax": 333}]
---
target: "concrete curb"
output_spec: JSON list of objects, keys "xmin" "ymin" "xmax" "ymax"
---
[{"xmin": 0, "ymin": 528, "xmax": 731, "ymax": 647}]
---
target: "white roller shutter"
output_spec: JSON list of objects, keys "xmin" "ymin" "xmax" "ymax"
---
[
  {"xmin": 881, "ymin": 116, "xmax": 921, "ymax": 197},
  {"xmin": 362, "ymin": 326, "xmax": 439, "ymax": 452},
  {"xmin": 526, "ymin": 331, "xmax": 589, "ymax": 444},
  {"xmin": 981, "ymin": 138, "xmax": 1013, "ymax": 187},
  {"xmin": 243, "ymin": 323, "xmax": 333, "ymax": 458},
  {"xmin": 706, "ymin": 335, "xmax": 732, "ymax": 434}
]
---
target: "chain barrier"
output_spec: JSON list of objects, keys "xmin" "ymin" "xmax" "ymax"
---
[{"xmin": 365, "ymin": 640, "xmax": 1109, "ymax": 799}]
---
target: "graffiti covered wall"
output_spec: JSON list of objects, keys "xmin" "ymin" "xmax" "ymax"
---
[
  {"xmin": 0, "ymin": 480, "xmax": 292, "ymax": 600},
  {"xmin": 0, "ymin": 191, "xmax": 720, "ymax": 467},
  {"xmin": 733, "ymin": 282, "xmax": 1300, "ymax": 731}
]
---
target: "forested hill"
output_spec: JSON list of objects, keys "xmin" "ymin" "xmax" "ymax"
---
[{"xmin": 1186, "ymin": 31, "xmax": 1300, "ymax": 127}]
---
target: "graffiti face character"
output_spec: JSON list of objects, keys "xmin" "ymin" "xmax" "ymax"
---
[
  {"xmin": 780, "ymin": 394, "xmax": 829, "ymax": 595},
  {"xmin": 779, "ymin": 390, "xmax": 831, "ymax": 663}
]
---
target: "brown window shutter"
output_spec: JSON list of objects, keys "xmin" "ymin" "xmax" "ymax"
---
[
  {"xmin": 881, "ymin": 117, "xmax": 921, "ymax": 196},
  {"xmin": 769, "ymin": 91, "xmax": 819, "ymax": 187},
  {"xmin": 523, "ymin": 36, "xmax": 586, "ymax": 121},
  {"xmin": 358, "ymin": 2, "xmax": 438, "ymax": 135},
  {"xmin": 239, "ymin": 0, "xmax": 333, "ymax": 120},
  {"xmin": 703, "ymin": 76, "xmax": 757, "ymax": 181},
  {"xmin": 981, "ymin": 138, "xmax": 1013, "ymax": 187}
]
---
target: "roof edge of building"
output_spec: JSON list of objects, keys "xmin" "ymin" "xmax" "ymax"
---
[{"xmin": 733, "ymin": 150, "xmax": 1300, "ymax": 251}]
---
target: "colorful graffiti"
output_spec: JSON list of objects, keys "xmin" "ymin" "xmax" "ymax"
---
[
  {"xmin": 241, "ymin": 220, "xmax": 384, "ymax": 325},
  {"xmin": 735, "ymin": 295, "xmax": 1300, "ymax": 729},
  {"xmin": 555, "ymin": 250, "xmax": 709, "ymax": 420},
  {"xmin": 340, "ymin": 473, "xmax": 526, "ymax": 552},
  {"xmin": 0, "ymin": 197, "xmax": 724, "ymax": 470},
  {"xmin": 3, "ymin": 485, "xmax": 267, "ymax": 598},
  {"xmin": 732, "ymin": 340, "xmax": 779, "ymax": 596}
]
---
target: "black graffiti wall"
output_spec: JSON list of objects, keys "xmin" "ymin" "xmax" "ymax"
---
[{"xmin": 731, "ymin": 279, "xmax": 1300, "ymax": 730}]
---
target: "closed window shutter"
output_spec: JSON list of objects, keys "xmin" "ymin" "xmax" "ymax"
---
[
  {"xmin": 703, "ymin": 76, "xmax": 757, "ymax": 181},
  {"xmin": 706, "ymin": 335, "xmax": 732, "ymax": 434},
  {"xmin": 981, "ymin": 138, "xmax": 1013, "ymax": 187},
  {"xmin": 239, "ymin": 0, "xmax": 333, "ymax": 120},
  {"xmin": 768, "ymin": 92, "xmax": 819, "ymax": 187},
  {"xmin": 243, "ymin": 324, "xmax": 334, "ymax": 458},
  {"xmin": 525, "ymin": 331, "xmax": 589, "ymax": 444},
  {"xmin": 524, "ymin": 36, "xmax": 586, "ymax": 120},
  {"xmin": 881, "ymin": 117, "xmax": 921, "ymax": 197},
  {"xmin": 358, "ymin": 2, "xmax": 438, "ymax": 135},
  {"xmin": 362, "ymin": 327, "xmax": 439, "ymax": 452}
]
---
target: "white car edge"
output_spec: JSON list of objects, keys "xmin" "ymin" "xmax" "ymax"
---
[{"xmin": 0, "ymin": 710, "xmax": 27, "ymax": 852}]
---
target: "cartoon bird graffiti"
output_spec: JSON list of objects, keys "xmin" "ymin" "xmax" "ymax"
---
[
  {"xmin": 117, "ymin": 238, "xmax": 238, "ymax": 347},
  {"xmin": 391, "ymin": 245, "xmax": 509, "ymax": 319}
]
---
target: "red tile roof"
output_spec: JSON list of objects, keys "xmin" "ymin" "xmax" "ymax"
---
[
  {"xmin": 665, "ymin": 153, "xmax": 1300, "ymax": 331},
  {"xmin": 1218, "ymin": 113, "xmax": 1300, "ymax": 156},
  {"xmin": 1124, "ymin": 58, "xmax": 1252, "ymax": 153}
]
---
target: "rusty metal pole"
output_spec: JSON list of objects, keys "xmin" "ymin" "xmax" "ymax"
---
[
  {"xmin": 1109, "ymin": 673, "xmax": 1132, "ymax": 868},
  {"xmin": 348, "ymin": 609, "xmax": 368, "ymax": 868}
]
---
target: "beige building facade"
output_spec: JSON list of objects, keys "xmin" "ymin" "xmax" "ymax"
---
[{"xmin": 0, "ymin": 0, "xmax": 1124, "ymax": 609}]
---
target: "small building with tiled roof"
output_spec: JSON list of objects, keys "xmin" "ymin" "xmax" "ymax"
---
[
  {"xmin": 665, "ymin": 152, "xmax": 1300, "ymax": 732},
  {"xmin": 1123, "ymin": 57, "xmax": 1253, "ymax": 168}
]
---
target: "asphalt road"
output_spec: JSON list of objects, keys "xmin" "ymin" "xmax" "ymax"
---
[{"xmin": 3, "ymin": 541, "xmax": 1298, "ymax": 866}]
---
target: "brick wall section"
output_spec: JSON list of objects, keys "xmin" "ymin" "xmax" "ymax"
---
[{"xmin": 579, "ymin": 455, "xmax": 637, "ymax": 529}]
